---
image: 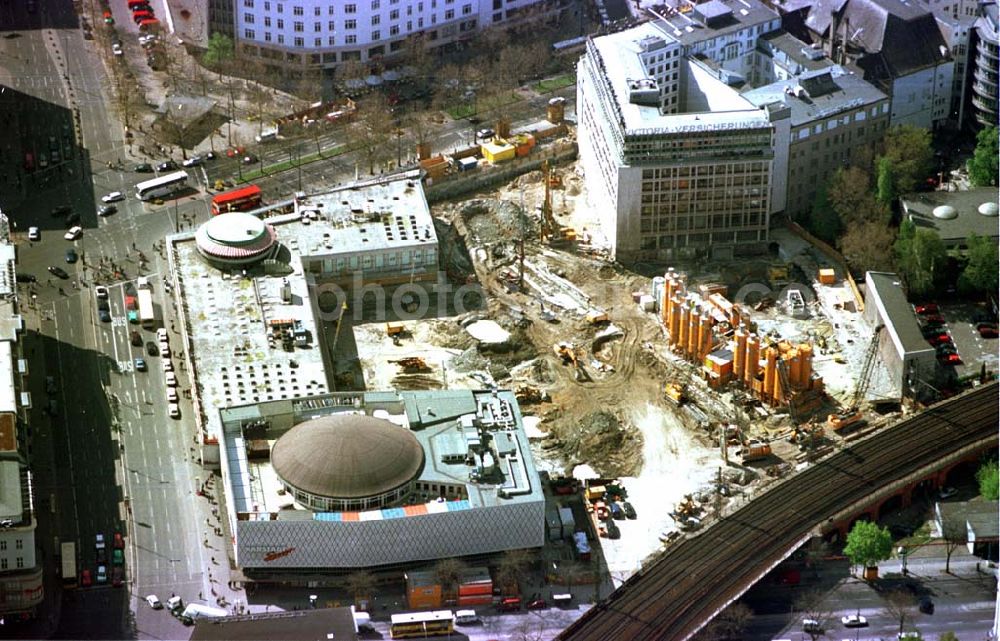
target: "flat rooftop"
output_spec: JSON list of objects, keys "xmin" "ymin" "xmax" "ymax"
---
[
  {"xmin": 866, "ymin": 272, "xmax": 935, "ymax": 356},
  {"xmin": 172, "ymin": 173, "xmax": 437, "ymax": 443},
  {"xmin": 650, "ymin": 0, "xmax": 779, "ymax": 46},
  {"xmin": 591, "ymin": 23, "xmax": 771, "ymax": 134},
  {"xmin": 289, "ymin": 171, "xmax": 436, "ymax": 257},
  {"xmin": 901, "ymin": 189, "xmax": 1000, "ymax": 244},
  {"xmin": 756, "ymin": 31, "xmax": 835, "ymax": 75},
  {"xmin": 220, "ymin": 390, "xmax": 544, "ymax": 518},
  {"xmin": 742, "ymin": 65, "xmax": 888, "ymax": 127}
]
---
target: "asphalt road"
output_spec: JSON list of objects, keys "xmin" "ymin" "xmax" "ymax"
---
[
  {"xmin": 1, "ymin": 0, "xmax": 210, "ymax": 638},
  {"xmin": 745, "ymin": 553, "xmax": 997, "ymax": 641}
]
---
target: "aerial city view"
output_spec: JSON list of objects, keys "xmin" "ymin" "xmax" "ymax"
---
[{"xmin": 0, "ymin": 0, "xmax": 997, "ymax": 637}]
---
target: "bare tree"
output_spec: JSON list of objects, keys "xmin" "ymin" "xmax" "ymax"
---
[
  {"xmin": 510, "ymin": 617, "xmax": 546, "ymax": 641},
  {"xmin": 433, "ymin": 557, "xmax": 467, "ymax": 603},
  {"xmin": 496, "ymin": 549, "xmax": 533, "ymax": 596},
  {"xmin": 344, "ymin": 570, "xmax": 376, "ymax": 609},
  {"xmin": 882, "ymin": 589, "xmax": 916, "ymax": 637},
  {"xmin": 940, "ymin": 516, "xmax": 968, "ymax": 574},
  {"xmin": 348, "ymin": 98, "xmax": 393, "ymax": 174},
  {"xmin": 795, "ymin": 589, "xmax": 833, "ymax": 641},
  {"xmin": 707, "ymin": 602, "xmax": 754, "ymax": 641}
]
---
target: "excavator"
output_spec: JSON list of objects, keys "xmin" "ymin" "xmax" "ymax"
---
[{"xmin": 827, "ymin": 324, "xmax": 884, "ymax": 431}]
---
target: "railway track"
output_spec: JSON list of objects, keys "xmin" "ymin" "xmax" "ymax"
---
[{"xmin": 557, "ymin": 382, "xmax": 999, "ymax": 641}]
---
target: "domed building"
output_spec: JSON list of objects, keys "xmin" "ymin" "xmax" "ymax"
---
[
  {"xmin": 195, "ymin": 212, "xmax": 278, "ymax": 268},
  {"xmin": 271, "ymin": 414, "xmax": 424, "ymax": 512}
]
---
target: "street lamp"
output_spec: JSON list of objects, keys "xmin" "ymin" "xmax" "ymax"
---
[{"xmin": 898, "ymin": 545, "xmax": 908, "ymax": 575}]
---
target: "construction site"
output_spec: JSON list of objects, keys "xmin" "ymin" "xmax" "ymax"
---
[{"xmin": 323, "ymin": 135, "xmax": 921, "ymax": 583}]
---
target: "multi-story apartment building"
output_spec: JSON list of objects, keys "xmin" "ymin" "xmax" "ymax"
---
[
  {"xmin": 972, "ymin": 1, "xmax": 998, "ymax": 126},
  {"xmin": 230, "ymin": 0, "xmax": 561, "ymax": 74},
  {"xmin": 0, "ymin": 214, "xmax": 43, "ymax": 621},
  {"xmin": 746, "ymin": 34, "xmax": 890, "ymax": 219},
  {"xmin": 576, "ymin": 2, "xmax": 784, "ymax": 263},
  {"xmin": 209, "ymin": 0, "xmax": 237, "ymax": 39},
  {"xmin": 802, "ymin": 0, "xmax": 954, "ymax": 129}
]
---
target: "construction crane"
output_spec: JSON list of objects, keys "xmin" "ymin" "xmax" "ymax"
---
[
  {"xmin": 540, "ymin": 161, "xmax": 576, "ymax": 247},
  {"xmin": 827, "ymin": 324, "xmax": 884, "ymax": 431}
]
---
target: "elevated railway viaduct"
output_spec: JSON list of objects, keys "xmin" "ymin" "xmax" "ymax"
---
[{"xmin": 558, "ymin": 382, "xmax": 999, "ymax": 641}]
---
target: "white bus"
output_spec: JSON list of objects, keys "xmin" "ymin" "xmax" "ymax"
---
[
  {"xmin": 389, "ymin": 611, "xmax": 454, "ymax": 638},
  {"xmin": 135, "ymin": 171, "xmax": 189, "ymax": 201}
]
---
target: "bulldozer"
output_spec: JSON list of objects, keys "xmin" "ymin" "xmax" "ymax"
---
[
  {"xmin": 664, "ymin": 382, "xmax": 686, "ymax": 406},
  {"xmin": 515, "ymin": 385, "xmax": 550, "ymax": 404},
  {"xmin": 553, "ymin": 342, "xmax": 577, "ymax": 365}
]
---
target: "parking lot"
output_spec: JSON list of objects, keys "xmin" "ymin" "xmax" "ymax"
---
[{"xmin": 924, "ymin": 302, "xmax": 998, "ymax": 383}]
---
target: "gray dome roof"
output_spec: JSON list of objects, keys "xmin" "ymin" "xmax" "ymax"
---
[{"xmin": 272, "ymin": 414, "xmax": 424, "ymax": 500}]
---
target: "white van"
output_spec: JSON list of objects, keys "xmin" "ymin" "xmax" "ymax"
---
[
  {"xmin": 181, "ymin": 603, "xmax": 228, "ymax": 621},
  {"xmin": 454, "ymin": 609, "xmax": 479, "ymax": 624}
]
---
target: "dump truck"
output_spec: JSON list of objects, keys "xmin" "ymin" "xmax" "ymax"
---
[
  {"xmin": 827, "ymin": 408, "xmax": 865, "ymax": 432},
  {"xmin": 585, "ymin": 310, "xmax": 609, "ymax": 325},
  {"xmin": 737, "ymin": 441, "xmax": 772, "ymax": 463}
]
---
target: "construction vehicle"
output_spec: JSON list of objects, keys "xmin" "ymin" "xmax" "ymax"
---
[
  {"xmin": 827, "ymin": 324, "xmax": 884, "ymax": 432},
  {"xmin": 553, "ymin": 342, "xmax": 577, "ymax": 365},
  {"xmin": 671, "ymin": 494, "xmax": 700, "ymax": 521},
  {"xmin": 664, "ymin": 382, "xmax": 686, "ymax": 405},
  {"xmin": 539, "ymin": 161, "xmax": 576, "ymax": 246},
  {"xmin": 386, "ymin": 322, "xmax": 406, "ymax": 337},
  {"xmin": 585, "ymin": 310, "xmax": 609, "ymax": 325},
  {"xmin": 389, "ymin": 357, "xmax": 431, "ymax": 373},
  {"xmin": 737, "ymin": 441, "xmax": 772, "ymax": 463},
  {"xmin": 515, "ymin": 385, "xmax": 549, "ymax": 404}
]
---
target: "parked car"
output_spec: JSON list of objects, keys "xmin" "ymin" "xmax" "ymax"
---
[
  {"xmin": 182, "ymin": 155, "xmax": 203, "ymax": 167},
  {"xmin": 842, "ymin": 614, "xmax": 868, "ymax": 627},
  {"xmin": 112, "ymin": 42, "xmax": 123, "ymax": 56},
  {"xmin": 96, "ymin": 564, "xmax": 108, "ymax": 584},
  {"xmin": 922, "ymin": 313, "xmax": 946, "ymax": 325},
  {"xmin": 112, "ymin": 548, "xmax": 124, "ymax": 566},
  {"xmin": 146, "ymin": 594, "xmax": 163, "ymax": 609},
  {"xmin": 914, "ymin": 303, "xmax": 939, "ymax": 315},
  {"xmin": 926, "ymin": 333, "xmax": 952, "ymax": 347},
  {"xmin": 622, "ymin": 501, "xmax": 637, "ymax": 519},
  {"xmin": 167, "ymin": 387, "xmax": 179, "ymax": 403},
  {"xmin": 496, "ymin": 597, "xmax": 521, "ymax": 612},
  {"xmin": 28, "ymin": 226, "xmax": 40, "ymax": 241},
  {"xmin": 919, "ymin": 597, "xmax": 934, "ymax": 614},
  {"xmin": 526, "ymin": 598, "xmax": 548, "ymax": 610},
  {"xmin": 64, "ymin": 226, "xmax": 82, "ymax": 241},
  {"xmin": 937, "ymin": 352, "xmax": 962, "ymax": 366},
  {"xmin": 165, "ymin": 371, "xmax": 177, "ymax": 387},
  {"xmin": 102, "ymin": 191, "xmax": 125, "ymax": 203},
  {"xmin": 156, "ymin": 160, "xmax": 177, "ymax": 171},
  {"xmin": 146, "ymin": 341, "xmax": 158, "ymax": 356},
  {"xmin": 979, "ymin": 325, "xmax": 999, "ymax": 339},
  {"xmin": 65, "ymin": 249, "xmax": 78, "ymax": 264},
  {"xmin": 16, "ymin": 273, "xmax": 37, "ymax": 283},
  {"xmin": 48, "ymin": 266, "xmax": 69, "ymax": 279},
  {"xmin": 133, "ymin": 163, "xmax": 153, "ymax": 173},
  {"xmin": 168, "ymin": 402, "xmax": 181, "ymax": 418},
  {"xmin": 112, "ymin": 567, "xmax": 123, "ymax": 587},
  {"xmin": 95, "ymin": 534, "xmax": 107, "ymax": 563},
  {"xmin": 938, "ymin": 486, "xmax": 958, "ymax": 499},
  {"xmin": 476, "ymin": 128, "xmax": 495, "ymax": 140},
  {"xmin": 802, "ymin": 619, "xmax": 823, "ymax": 633},
  {"xmin": 241, "ymin": 154, "xmax": 258, "ymax": 165},
  {"xmin": 98, "ymin": 309, "xmax": 111, "ymax": 323},
  {"xmin": 131, "ymin": 330, "xmax": 142, "ymax": 346},
  {"xmin": 98, "ymin": 204, "xmax": 117, "ymax": 216},
  {"xmin": 113, "ymin": 532, "xmax": 124, "ymax": 549},
  {"xmin": 135, "ymin": 358, "xmax": 147, "ymax": 372},
  {"xmin": 81, "ymin": 569, "xmax": 92, "ymax": 587}
]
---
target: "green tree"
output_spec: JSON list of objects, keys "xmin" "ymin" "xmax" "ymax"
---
[
  {"xmin": 939, "ymin": 632, "xmax": 960, "ymax": 641},
  {"xmin": 876, "ymin": 156, "xmax": 896, "ymax": 205},
  {"xmin": 843, "ymin": 520, "xmax": 893, "ymax": 573},
  {"xmin": 826, "ymin": 166, "xmax": 890, "ymax": 228},
  {"xmin": 968, "ymin": 125, "xmax": 998, "ymax": 187},
  {"xmin": 433, "ymin": 557, "xmax": 467, "ymax": 601},
  {"xmin": 940, "ymin": 515, "xmax": 967, "ymax": 574},
  {"xmin": 807, "ymin": 185, "xmax": 842, "ymax": 244},
  {"xmin": 958, "ymin": 234, "xmax": 1000, "ymax": 295},
  {"xmin": 495, "ymin": 549, "xmax": 532, "ymax": 595},
  {"xmin": 977, "ymin": 459, "xmax": 999, "ymax": 500},
  {"xmin": 879, "ymin": 125, "xmax": 935, "ymax": 194},
  {"xmin": 202, "ymin": 33, "xmax": 235, "ymax": 70},
  {"xmin": 894, "ymin": 222, "xmax": 947, "ymax": 298},
  {"xmin": 344, "ymin": 570, "xmax": 375, "ymax": 608}
]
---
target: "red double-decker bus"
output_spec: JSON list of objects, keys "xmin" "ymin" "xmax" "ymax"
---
[{"xmin": 211, "ymin": 184, "xmax": 262, "ymax": 215}]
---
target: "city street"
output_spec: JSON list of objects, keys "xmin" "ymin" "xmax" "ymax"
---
[{"xmin": 743, "ymin": 548, "xmax": 997, "ymax": 641}]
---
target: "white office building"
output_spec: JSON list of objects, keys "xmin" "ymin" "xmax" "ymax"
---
[{"xmin": 232, "ymin": 0, "xmax": 562, "ymax": 73}]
